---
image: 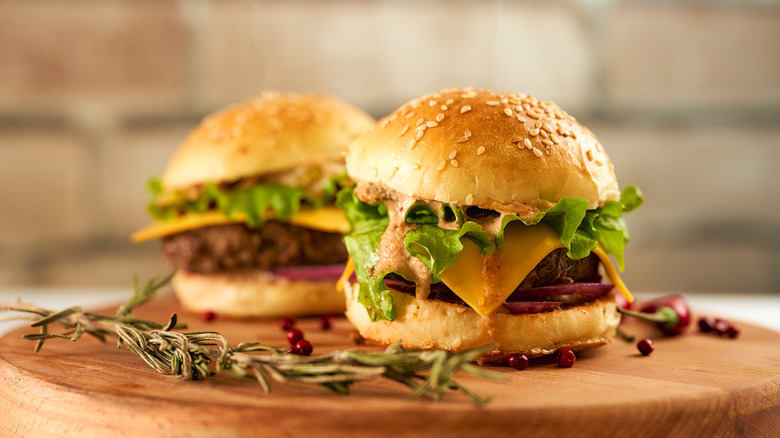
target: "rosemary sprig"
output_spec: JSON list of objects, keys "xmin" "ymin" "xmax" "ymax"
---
[{"xmin": 0, "ymin": 274, "xmax": 504, "ymax": 404}]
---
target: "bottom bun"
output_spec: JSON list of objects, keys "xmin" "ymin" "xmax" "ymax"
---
[
  {"xmin": 173, "ymin": 269, "xmax": 346, "ymax": 318},
  {"xmin": 343, "ymin": 279, "xmax": 620, "ymax": 363}
]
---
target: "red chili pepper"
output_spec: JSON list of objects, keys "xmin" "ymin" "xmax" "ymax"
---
[{"xmin": 618, "ymin": 293, "xmax": 691, "ymax": 336}]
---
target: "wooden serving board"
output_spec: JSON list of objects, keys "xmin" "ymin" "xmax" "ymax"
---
[{"xmin": 1, "ymin": 293, "xmax": 779, "ymax": 437}]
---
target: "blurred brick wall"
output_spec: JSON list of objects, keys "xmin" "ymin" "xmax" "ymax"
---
[{"xmin": 0, "ymin": 0, "xmax": 778, "ymax": 292}]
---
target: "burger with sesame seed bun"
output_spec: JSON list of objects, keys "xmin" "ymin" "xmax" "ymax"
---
[
  {"xmin": 337, "ymin": 88, "xmax": 643, "ymax": 363},
  {"xmin": 131, "ymin": 92, "xmax": 375, "ymax": 318}
]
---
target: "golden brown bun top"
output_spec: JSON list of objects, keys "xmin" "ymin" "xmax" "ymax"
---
[
  {"xmin": 162, "ymin": 92, "xmax": 375, "ymax": 191},
  {"xmin": 346, "ymin": 88, "xmax": 619, "ymax": 218}
]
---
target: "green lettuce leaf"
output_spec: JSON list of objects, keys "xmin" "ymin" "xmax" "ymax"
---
[
  {"xmin": 145, "ymin": 174, "xmax": 349, "ymax": 228},
  {"xmin": 336, "ymin": 186, "xmax": 396, "ymax": 321},
  {"xmin": 441, "ymin": 204, "xmax": 466, "ymax": 227},
  {"xmin": 404, "ymin": 221, "xmax": 493, "ymax": 283},
  {"xmin": 404, "ymin": 203, "xmax": 440, "ymax": 225},
  {"xmin": 495, "ymin": 185, "xmax": 644, "ymax": 270}
]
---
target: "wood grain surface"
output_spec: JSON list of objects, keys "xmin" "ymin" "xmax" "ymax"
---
[{"xmin": 1, "ymin": 293, "xmax": 779, "ymax": 437}]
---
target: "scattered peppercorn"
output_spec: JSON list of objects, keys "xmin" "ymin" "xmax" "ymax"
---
[
  {"xmin": 201, "ymin": 311, "xmax": 216, "ymax": 322},
  {"xmin": 508, "ymin": 353, "xmax": 529, "ymax": 370},
  {"xmin": 637, "ymin": 338, "xmax": 654, "ymax": 356},
  {"xmin": 556, "ymin": 348, "xmax": 576, "ymax": 368},
  {"xmin": 714, "ymin": 320, "xmax": 730, "ymax": 336},
  {"xmin": 286, "ymin": 328, "xmax": 304, "ymax": 345},
  {"xmin": 279, "ymin": 317, "xmax": 295, "ymax": 331},
  {"xmin": 319, "ymin": 314, "xmax": 334, "ymax": 331},
  {"xmin": 698, "ymin": 317, "xmax": 716, "ymax": 333},
  {"xmin": 726, "ymin": 324, "xmax": 741, "ymax": 339},
  {"xmin": 295, "ymin": 339, "xmax": 313, "ymax": 356}
]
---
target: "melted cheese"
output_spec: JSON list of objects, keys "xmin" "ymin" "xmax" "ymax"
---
[
  {"xmin": 337, "ymin": 257, "xmax": 354, "ymax": 292},
  {"xmin": 440, "ymin": 223, "xmax": 564, "ymax": 316},
  {"xmin": 592, "ymin": 246, "xmax": 634, "ymax": 303},
  {"xmin": 130, "ymin": 206, "xmax": 350, "ymax": 243}
]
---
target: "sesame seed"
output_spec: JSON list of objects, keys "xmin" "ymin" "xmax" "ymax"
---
[
  {"xmin": 509, "ymin": 97, "xmax": 522, "ymax": 105},
  {"xmin": 440, "ymin": 105, "xmax": 448, "ymax": 111},
  {"xmin": 405, "ymin": 111, "xmax": 415, "ymax": 118},
  {"xmin": 504, "ymin": 108, "xmax": 513, "ymax": 117},
  {"xmin": 500, "ymin": 98, "xmax": 509, "ymax": 104},
  {"xmin": 416, "ymin": 130, "xmax": 425, "ymax": 141},
  {"xmin": 437, "ymin": 160, "xmax": 446, "ymax": 171},
  {"xmin": 436, "ymin": 113, "xmax": 444, "ymax": 122},
  {"xmin": 486, "ymin": 101, "xmax": 500, "ymax": 106},
  {"xmin": 516, "ymin": 115, "xmax": 526, "ymax": 123},
  {"xmin": 540, "ymin": 130, "xmax": 549, "ymax": 138},
  {"xmin": 416, "ymin": 118, "xmax": 424, "ymax": 126},
  {"xmin": 450, "ymin": 159, "xmax": 459, "ymax": 167},
  {"xmin": 415, "ymin": 124, "xmax": 427, "ymax": 131},
  {"xmin": 448, "ymin": 150, "xmax": 458, "ymax": 159},
  {"xmin": 380, "ymin": 119, "xmax": 390, "ymax": 128},
  {"xmin": 512, "ymin": 136, "xmax": 523, "ymax": 143},
  {"xmin": 456, "ymin": 136, "xmax": 469, "ymax": 143},
  {"xmin": 533, "ymin": 148, "xmax": 543, "ymax": 158},
  {"xmin": 399, "ymin": 125, "xmax": 409, "ymax": 136},
  {"xmin": 426, "ymin": 121, "xmax": 438, "ymax": 128},
  {"xmin": 429, "ymin": 100, "xmax": 437, "ymax": 106},
  {"xmin": 517, "ymin": 143, "xmax": 524, "ymax": 151},
  {"xmin": 530, "ymin": 128, "xmax": 540, "ymax": 136},
  {"xmin": 464, "ymin": 129, "xmax": 472, "ymax": 138},
  {"xmin": 542, "ymin": 139, "xmax": 554, "ymax": 146},
  {"xmin": 408, "ymin": 139, "xmax": 416, "ymax": 149},
  {"xmin": 523, "ymin": 138, "xmax": 533, "ymax": 149},
  {"xmin": 535, "ymin": 121, "xmax": 542, "ymax": 128},
  {"xmin": 466, "ymin": 193, "xmax": 474, "ymax": 204},
  {"xmin": 477, "ymin": 146, "xmax": 486, "ymax": 155},
  {"xmin": 550, "ymin": 134, "xmax": 560, "ymax": 144},
  {"xmin": 586, "ymin": 150, "xmax": 594, "ymax": 161},
  {"xmin": 542, "ymin": 122, "xmax": 554, "ymax": 133},
  {"xmin": 389, "ymin": 114, "xmax": 398, "ymax": 122},
  {"xmin": 461, "ymin": 105, "xmax": 472, "ymax": 114},
  {"xmin": 527, "ymin": 110, "xmax": 540, "ymax": 119},
  {"xmin": 446, "ymin": 98, "xmax": 454, "ymax": 105}
]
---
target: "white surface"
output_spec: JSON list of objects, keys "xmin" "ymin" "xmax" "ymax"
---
[{"xmin": 1, "ymin": 289, "xmax": 779, "ymax": 336}]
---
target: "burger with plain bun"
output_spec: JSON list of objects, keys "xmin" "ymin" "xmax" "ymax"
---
[
  {"xmin": 132, "ymin": 92, "xmax": 375, "ymax": 318},
  {"xmin": 337, "ymin": 88, "xmax": 642, "ymax": 363}
]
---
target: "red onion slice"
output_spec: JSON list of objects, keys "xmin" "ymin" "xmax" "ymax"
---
[
  {"xmin": 383, "ymin": 277, "xmax": 415, "ymax": 293},
  {"xmin": 512, "ymin": 283, "xmax": 613, "ymax": 299},
  {"xmin": 504, "ymin": 301, "xmax": 563, "ymax": 314},
  {"xmin": 270, "ymin": 263, "xmax": 346, "ymax": 280}
]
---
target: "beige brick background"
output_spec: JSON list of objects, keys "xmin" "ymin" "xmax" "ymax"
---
[{"xmin": 0, "ymin": 0, "xmax": 778, "ymax": 294}]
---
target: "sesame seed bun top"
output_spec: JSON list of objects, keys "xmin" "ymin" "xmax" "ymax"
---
[
  {"xmin": 162, "ymin": 92, "xmax": 375, "ymax": 191},
  {"xmin": 346, "ymin": 88, "xmax": 620, "ymax": 219}
]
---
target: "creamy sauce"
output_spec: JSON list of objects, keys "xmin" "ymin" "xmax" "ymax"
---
[{"xmin": 372, "ymin": 196, "xmax": 432, "ymax": 299}]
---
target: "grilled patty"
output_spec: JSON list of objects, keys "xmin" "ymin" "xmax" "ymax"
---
[{"xmin": 162, "ymin": 221, "xmax": 348, "ymax": 273}]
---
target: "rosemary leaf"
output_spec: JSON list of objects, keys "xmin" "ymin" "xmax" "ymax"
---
[
  {"xmin": 0, "ymin": 272, "xmax": 503, "ymax": 403},
  {"xmin": 30, "ymin": 306, "xmax": 82, "ymax": 328}
]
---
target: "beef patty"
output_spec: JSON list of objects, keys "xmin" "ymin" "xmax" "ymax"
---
[{"xmin": 162, "ymin": 221, "xmax": 348, "ymax": 273}]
